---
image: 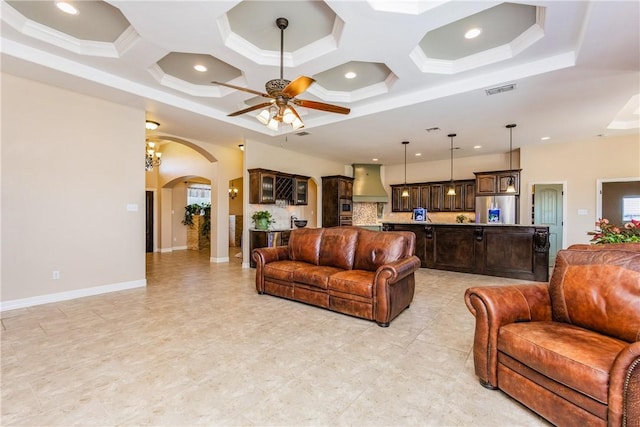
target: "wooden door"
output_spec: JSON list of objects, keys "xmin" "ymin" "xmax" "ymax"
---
[
  {"xmin": 533, "ymin": 184, "xmax": 563, "ymax": 266},
  {"xmin": 145, "ymin": 191, "xmax": 153, "ymax": 253}
]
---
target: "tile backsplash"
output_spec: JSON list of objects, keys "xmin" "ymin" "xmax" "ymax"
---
[{"xmin": 353, "ymin": 203, "xmax": 379, "ymax": 225}]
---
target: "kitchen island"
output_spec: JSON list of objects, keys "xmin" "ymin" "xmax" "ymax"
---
[{"xmin": 381, "ymin": 222, "xmax": 550, "ymax": 282}]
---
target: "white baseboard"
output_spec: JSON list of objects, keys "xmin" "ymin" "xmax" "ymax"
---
[
  {"xmin": 172, "ymin": 246, "xmax": 187, "ymax": 251},
  {"xmin": 160, "ymin": 247, "xmax": 173, "ymax": 253},
  {"xmin": 210, "ymin": 256, "xmax": 229, "ymax": 263},
  {"xmin": 242, "ymin": 262, "xmax": 251, "ymax": 269},
  {"xmin": 0, "ymin": 279, "xmax": 146, "ymax": 312}
]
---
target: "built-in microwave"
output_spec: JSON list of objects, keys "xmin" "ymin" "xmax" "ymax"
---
[{"xmin": 340, "ymin": 199, "xmax": 352, "ymax": 213}]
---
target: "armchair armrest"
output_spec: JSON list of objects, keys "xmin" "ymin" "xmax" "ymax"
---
[
  {"xmin": 373, "ymin": 255, "xmax": 421, "ymax": 326},
  {"xmin": 253, "ymin": 246, "xmax": 289, "ymax": 293},
  {"xmin": 464, "ymin": 284, "xmax": 552, "ymax": 387},
  {"xmin": 609, "ymin": 341, "xmax": 640, "ymax": 426}
]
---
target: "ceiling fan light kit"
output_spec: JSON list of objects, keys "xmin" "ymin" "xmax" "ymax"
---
[{"xmin": 212, "ymin": 17, "xmax": 350, "ymax": 132}]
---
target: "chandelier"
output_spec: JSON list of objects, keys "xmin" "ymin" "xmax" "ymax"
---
[
  {"xmin": 229, "ymin": 180, "xmax": 239, "ymax": 199},
  {"xmin": 256, "ymin": 105, "xmax": 304, "ymax": 131},
  {"xmin": 145, "ymin": 140, "xmax": 161, "ymax": 171}
]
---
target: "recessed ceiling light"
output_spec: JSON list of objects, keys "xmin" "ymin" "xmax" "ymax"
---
[
  {"xmin": 541, "ymin": 136, "xmax": 551, "ymax": 141},
  {"xmin": 372, "ymin": 158, "xmax": 379, "ymax": 162},
  {"xmin": 194, "ymin": 64, "xmax": 207, "ymax": 72},
  {"xmin": 473, "ymin": 145, "xmax": 482, "ymax": 149},
  {"xmin": 55, "ymin": 1, "xmax": 78, "ymax": 15},
  {"xmin": 238, "ymin": 144, "xmax": 244, "ymax": 151},
  {"xmin": 415, "ymin": 153, "xmax": 422, "ymax": 156},
  {"xmin": 344, "ymin": 71, "xmax": 357, "ymax": 79},
  {"xmin": 465, "ymin": 28, "xmax": 482, "ymax": 39},
  {"xmin": 426, "ymin": 127, "xmax": 440, "ymax": 132},
  {"xmin": 145, "ymin": 120, "xmax": 160, "ymax": 130}
]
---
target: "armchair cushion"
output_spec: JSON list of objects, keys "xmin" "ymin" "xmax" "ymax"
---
[
  {"xmin": 499, "ymin": 321, "xmax": 627, "ymax": 404},
  {"xmin": 550, "ymin": 249, "xmax": 640, "ymax": 342}
]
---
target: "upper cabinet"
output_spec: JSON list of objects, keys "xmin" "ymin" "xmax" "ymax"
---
[
  {"xmin": 390, "ymin": 180, "xmax": 475, "ymax": 213},
  {"xmin": 475, "ymin": 170, "xmax": 521, "ymax": 196},
  {"xmin": 249, "ymin": 168, "xmax": 309, "ymax": 205}
]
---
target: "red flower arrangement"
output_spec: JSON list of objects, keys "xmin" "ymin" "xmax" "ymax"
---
[{"xmin": 588, "ymin": 218, "xmax": 640, "ymax": 244}]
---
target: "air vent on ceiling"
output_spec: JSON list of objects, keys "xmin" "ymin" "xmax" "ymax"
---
[
  {"xmin": 295, "ymin": 131, "xmax": 310, "ymax": 136},
  {"xmin": 485, "ymin": 84, "xmax": 516, "ymax": 96}
]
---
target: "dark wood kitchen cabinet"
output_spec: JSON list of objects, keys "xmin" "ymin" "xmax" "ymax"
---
[
  {"xmin": 391, "ymin": 180, "xmax": 475, "ymax": 213},
  {"xmin": 322, "ymin": 175, "xmax": 354, "ymax": 227},
  {"xmin": 382, "ymin": 222, "xmax": 550, "ymax": 282},
  {"xmin": 249, "ymin": 168, "xmax": 309, "ymax": 205},
  {"xmin": 475, "ymin": 170, "xmax": 521, "ymax": 196}
]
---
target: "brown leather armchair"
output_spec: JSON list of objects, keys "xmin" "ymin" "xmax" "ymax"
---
[{"xmin": 465, "ymin": 247, "xmax": 640, "ymax": 426}]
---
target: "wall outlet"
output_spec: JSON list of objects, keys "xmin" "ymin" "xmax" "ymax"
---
[{"xmin": 52, "ymin": 270, "xmax": 60, "ymax": 280}]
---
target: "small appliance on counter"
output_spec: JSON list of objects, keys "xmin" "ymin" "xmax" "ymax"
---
[{"xmin": 413, "ymin": 207, "xmax": 426, "ymax": 221}]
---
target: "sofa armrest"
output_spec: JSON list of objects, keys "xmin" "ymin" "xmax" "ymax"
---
[
  {"xmin": 464, "ymin": 284, "xmax": 552, "ymax": 388},
  {"xmin": 253, "ymin": 246, "xmax": 290, "ymax": 293},
  {"xmin": 609, "ymin": 341, "xmax": 640, "ymax": 426},
  {"xmin": 373, "ymin": 255, "xmax": 421, "ymax": 326}
]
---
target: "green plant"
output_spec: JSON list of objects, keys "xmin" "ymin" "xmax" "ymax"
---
[
  {"xmin": 182, "ymin": 203, "xmax": 212, "ymax": 241},
  {"xmin": 456, "ymin": 214, "xmax": 467, "ymax": 223},
  {"xmin": 588, "ymin": 218, "xmax": 640, "ymax": 244},
  {"xmin": 251, "ymin": 210, "xmax": 275, "ymax": 229},
  {"xmin": 200, "ymin": 203, "xmax": 211, "ymax": 237},
  {"xmin": 182, "ymin": 204, "xmax": 201, "ymax": 227}
]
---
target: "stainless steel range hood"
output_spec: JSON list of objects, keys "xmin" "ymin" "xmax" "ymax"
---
[{"xmin": 352, "ymin": 164, "xmax": 389, "ymax": 203}]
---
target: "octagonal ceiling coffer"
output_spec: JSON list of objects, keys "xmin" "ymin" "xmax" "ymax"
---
[{"xmin": 411, "ymin": 3, "xmax": 545, "ymax": 75}]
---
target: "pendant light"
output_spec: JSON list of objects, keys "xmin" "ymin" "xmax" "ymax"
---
[
  {"xmin": 505, "ymin": 124, "xmax": 517, "ymax": 193},
  {"xmin": 401, "ymin": 141, "xmax": 410, "ymax": 197},
  {"xmin": 447, "ymin": 133, "xmax": 457, "ymax": 196}
]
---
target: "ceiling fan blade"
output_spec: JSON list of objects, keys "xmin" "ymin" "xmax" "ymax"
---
[
  {"xmin": 292, "ymin": 99, "xmax": 351, "ymax": 115},
  {"xmin": 227, "ymin": 101, "xmax": 274, "ymax": 117},
  {"xmin": 282, "ymin": 76, "xmax": 315, "ymax": 98},
  {"xmin": 211, "ymin": 81, "xmax": 272, "ymax": 98}
]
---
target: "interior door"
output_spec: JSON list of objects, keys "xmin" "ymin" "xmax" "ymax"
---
[
  {"xmin": 145, "ymin": 191, "xmax": 154, "ymax": 253},
  {"xmin": 533, "ymin": 184, "xmax": 563, "ymax": 267}
]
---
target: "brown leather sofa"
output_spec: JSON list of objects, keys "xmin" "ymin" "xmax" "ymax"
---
[
  {"xmin": 252, "ymin": 226, "xmax": 421, "ymax": 327},
  {"xmin": 464, "ymin": 245, "xmax": 640, "ymax": 426}
]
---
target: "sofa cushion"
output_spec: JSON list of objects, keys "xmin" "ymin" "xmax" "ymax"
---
[
  {"xmin": 353, "ymin": 229, "xmax": 406, "ymax": 271},
  {"xmin": 549, "ymin": 249, "xmax": 640, "ymax": 342},
  {"xmin": 293, "ymin": 265, "xmax": 343, "ymax": 289},
  {"xmin": 498, "ymin": 321, "xmax": 627, "ymax": 404},
  {"xmin": 288, "ymin": 228, "xmax": 324, "ymax": 266},
  {"xmin": 328, "ymin": 270, "xmax": 375, "ymax": 298},
  {"xmin": 318, "ymin": 227, "xmax": 358, "ymax": 270},
  {"xmin": 264, "ymin": 260, "xmax": 307, "ymax": 282}
]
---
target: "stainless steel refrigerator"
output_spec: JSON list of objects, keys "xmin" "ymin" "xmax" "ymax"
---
[{"xmin": 475, "ymin": 195, "xmax": 518, "ymax": 224}]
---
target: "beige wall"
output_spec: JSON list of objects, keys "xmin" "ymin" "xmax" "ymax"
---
[
  {"xmin": 521, "ymin": 134, "xmax": 640, "ymax": 246},
  {"xmin": 1, "ymin": 74, "xmax": 146, "ymax": 307},
  {"xmin": 242, "ymin": 139, "xmax": 346, "ymax": 265}
]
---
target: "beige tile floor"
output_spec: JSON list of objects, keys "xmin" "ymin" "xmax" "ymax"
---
[{"xmin": 1, "ymin": 248, "xmax": 550, "ymax": 426}]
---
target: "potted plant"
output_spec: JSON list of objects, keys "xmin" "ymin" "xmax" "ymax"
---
[
  {"xmin": 181, "ymin": 203, "xmax": 202, "ymax": 227},
  {"xmin": 588, "ymin": 218, "xmax": 640, "ymax": 244},
  {"xmin": 252, "ymin": 210, "xmax": 275, "ymax": 230}
]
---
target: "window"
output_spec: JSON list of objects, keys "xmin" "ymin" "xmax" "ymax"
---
[
  {"xmin": 622, "ymin": 196, "xmax": 640, "ymax": 221},
  {"xmin": 187, "ymin": 184, "xmax": 211, "ymax": 206}
]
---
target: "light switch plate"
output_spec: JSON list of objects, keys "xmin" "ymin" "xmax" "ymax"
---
[{"xmin": 127, "ymin": 204, "xmax": 139, "ymax": 212}]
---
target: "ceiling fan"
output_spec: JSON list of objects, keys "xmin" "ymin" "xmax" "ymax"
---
[{"xmin": 212, "ymin": 17, "xmax": 350, "ymax": 130}]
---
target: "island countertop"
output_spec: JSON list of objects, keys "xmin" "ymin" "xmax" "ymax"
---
[{"xmin": 382, "ymin": 222, "xmax": 550, "ymax": 282}]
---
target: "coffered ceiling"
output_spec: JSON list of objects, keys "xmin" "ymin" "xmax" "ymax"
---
[{"xmin": 1, "ymin": 0, "xmax": 638, "ymax": 165}]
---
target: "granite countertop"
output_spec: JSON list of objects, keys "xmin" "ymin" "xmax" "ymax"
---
[
  {"xmin": 380, "ymin": 221, "xmax": 545, "ymax": 227},
  {"xmin": 250, "ymin": 228, "xmax": 294, "ymax": 232}
]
